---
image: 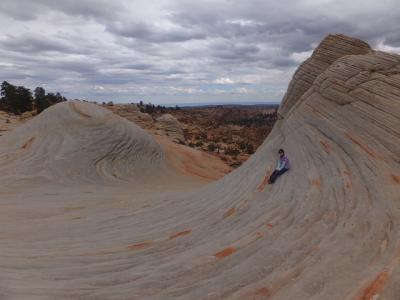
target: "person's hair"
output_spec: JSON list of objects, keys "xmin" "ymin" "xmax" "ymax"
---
[{"xmin": 278, "ymin": 148, "xmax": 284, "ymax": 154}]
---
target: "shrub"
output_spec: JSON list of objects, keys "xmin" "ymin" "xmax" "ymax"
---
[{"xmin": 207, "ymin": 143, "xmax": 217, "ymax": 152}]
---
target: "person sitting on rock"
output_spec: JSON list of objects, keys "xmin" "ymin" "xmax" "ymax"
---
[{"xmin": 268, "ymin": 148, "xmax": 290, "ymax": 184}]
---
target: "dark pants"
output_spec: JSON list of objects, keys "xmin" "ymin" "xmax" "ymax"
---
[{"xmin": 268, "ymin": 168, "xmax": 288, "ymax": 184}]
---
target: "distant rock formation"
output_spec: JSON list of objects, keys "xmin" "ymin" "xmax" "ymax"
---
[
  {"xmin": 108, "ymin": 105, "xmax": 186, "ymax": 144},
  {"xmin": 156, "ymin": 113, "xmax": 185, "ymax": 144},
  {"xmin": 108, "ymin": 104, "xmax": 155, "ymax": 129}
]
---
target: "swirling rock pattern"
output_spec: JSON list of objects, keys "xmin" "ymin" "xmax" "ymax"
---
[
  {"xmin": 0, "ymin": 101, "xmax": 167, "ymax": 185},
  {"xmin": 0, "ymin": 34, "xmax": 399, "ymax": 300}
]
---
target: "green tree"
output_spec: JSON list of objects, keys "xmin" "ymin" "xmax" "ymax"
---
[
  {"xmin": 0, "ymin": 81, "xmax": 17, "ymax": 112},
  {"xmin": 246, "ymin": 143, "xmax": 255, "ymax": 154},
  {"xmin": 238, "ymin": 140, "xmax": 247, "ymax": 150},
  {"xmin": 34, "ymin": 87, "xmax": 48, "ymax": 113},
  {"xmin": 15, "ymin": 86, "xmax": 33, "ymax": 114},
  {"xmin": 1, "ymin": 81, "xmax": 32, "ymax": 114},
  {"xmin": 207, "ymin": 143, "xmax": 217, "ymax": 152}
]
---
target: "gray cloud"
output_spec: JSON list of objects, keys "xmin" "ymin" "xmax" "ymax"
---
[
  {"xmin": 106, "ymin": 21, "xmax": 206, "ymax": 43},
  {"xmin": 1, "ymin": 35, "xmax": 81, "ymax": 54},
  {"xmin": 0, "ymin": 0, "xmax": 399, "ymax": 103}
]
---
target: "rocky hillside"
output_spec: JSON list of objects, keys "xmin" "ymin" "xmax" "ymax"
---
[
  {"xmin": 154, "ymin": 105, "xmax": 278, "ymax": 167},
  {"xmin": 106, "ymin": 103, "xmax": 278, "ymax": 168}
]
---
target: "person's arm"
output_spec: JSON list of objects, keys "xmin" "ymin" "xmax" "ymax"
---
[
  {"xmin": 276, "ymin": 159, "xmax": 283, "ymax": 171},
  {"xmin": 280, "ymin": 159, "xmax": 287, "ymax": 170}
]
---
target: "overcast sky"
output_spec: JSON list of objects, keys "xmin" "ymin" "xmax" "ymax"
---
[{"xmin": 0, "ymin": 0, "xmax": 399, "ymax": 104}]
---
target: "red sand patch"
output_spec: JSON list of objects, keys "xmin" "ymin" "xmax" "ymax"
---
[
  {"xmin": 345, "ymin": 181, "xmax": 352, "ymax": 189},
  {"xmin": 223, "ymin": 207, "xmax": 237, "ymax": 219},
  {"xmin": 391, "ymin": 174, "xmax": 400, "ymax": 184},
  {"xmin": 214, "ymin": 247, "xmax": 236, "ymax": 259},
  {"xmin": 343, "ymin": 170, "xmax": 351, "ymax": 176},
  {"xmin": 169, "ymin": 230, "xmax": 192, "ymax": 240},
  {"xmin": 127, "ymin": 241, "xmax": 153, "ymax": 251},
  {"xmin": 266, "ymin": 223, "xmax": 274, "ymax": 229}
]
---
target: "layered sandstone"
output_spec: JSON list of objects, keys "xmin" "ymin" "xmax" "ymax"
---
[
  {"xmin": 0, "ymin": 34, "xmax": 399, "ymax": 300},
  {"xmin": 279, "ymin": 34, "xmax": 371, "ymax": 117}
]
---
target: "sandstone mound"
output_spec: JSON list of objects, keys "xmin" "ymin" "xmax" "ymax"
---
[
  {"xmin": 0, "ymin": 34, "xmax": 399, "ymax": 300},
  {"xmin": 156, "ymin": 113, "xmax": 185, "ymax": 144},
  {"xmin": 0, "ymin": 101, "xmax": 165, "ymax": 184}
]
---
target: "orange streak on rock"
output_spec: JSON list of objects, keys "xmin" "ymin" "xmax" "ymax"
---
[
  {"xmin": 391, "ymin": 174, "xmax": 400, "ymax": 184},
  {"xmin": 355, "ymin": 250, "xmax": 400, "ymax": 300},
  {"xmin": 266, "ymin": 223, "xmax": 274, "ymax": 229},
  {"xmin": 345, "ymin": 132, "xmax": 378, "ymax": 159},
  {"xmin": 223, "ymin": 207, "xmax": 237, "ymax": 219},
  {"xmin": 357, "ymin": 271, "xmax": 390, "ymax": 300},
  {"xmin": 254, "ymin": 231, "xmax": 263, "ymax": 240},
  {"xmin": 169, "ymin": 230, "xmax": 192, "ymax": 240},
  {"xmin": 258, "ymin": 168, "xmax": 273, "ymax": 191},
  {"xmin": 311, "ymin": 108, "xmax": 321, "ymax": 116},
  {"xmin": 311, "ymin": 178, "xmax": 321, "ymax": 187},
  {"xmin": 21, "ymin": 137, "xmax": 35, "ymax": 150},
  {"xmin": 253, "ymin": 287, "xmax": 271, "ymax": 299},
  {"xmin": 346, "ymin": 181, "xmax": 352, "ymax": 189},
  {"xmin": 320, "ymin": 140, "xmax": 330, "ymax": 153},
  {"xmin": 214, "ymin": 247, "xmax": 236, "ymax": 259},
  {"xmin": 127, "ymin": 241, "xmax": 153, "ymax": 251},
  {"xmin": 343, "ymin": 170, "xmax": 351, "ymax": 176},
  {"xmin": 258, "ymin": 175, "xmax": 269, "ymax": 192}
]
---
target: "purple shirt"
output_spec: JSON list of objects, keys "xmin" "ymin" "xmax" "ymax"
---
[{"xmin": 277, "ymin": 155, "xmax": 290, "ymax": 170}]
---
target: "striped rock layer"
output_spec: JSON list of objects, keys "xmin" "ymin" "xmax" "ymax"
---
[{"xmin": 0, "ymin": 34, "xmax": 399, "ymax": 299}]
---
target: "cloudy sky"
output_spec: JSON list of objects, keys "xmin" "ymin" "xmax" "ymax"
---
[{"xmin": 0, "ymin": 0, "xmax": 399, "ymax": 104}]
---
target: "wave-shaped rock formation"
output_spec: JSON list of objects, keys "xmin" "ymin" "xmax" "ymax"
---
[
  {"xmin": 0, "ymin": 101, "xmax": 167, "ymax": 184},
  {"xmin": 0, "ymin": 34, "xmax": 399, "ymax": 299}
]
